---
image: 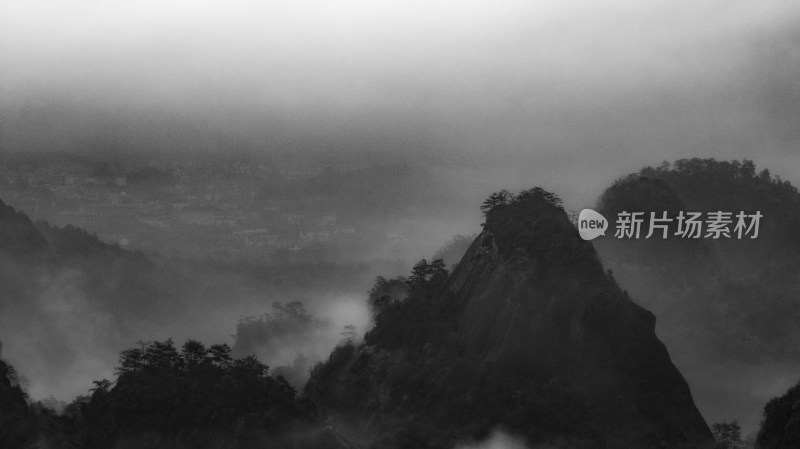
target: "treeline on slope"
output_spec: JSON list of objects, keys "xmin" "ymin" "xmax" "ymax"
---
[
  {"xmin": 306, "ymin": 190, "xmax": 612, "ymax": 448},
  {"xmin": 595, "ymin": 158, "xmax": 800, "ymax": 359},
  {"xmin": 308, "ymin": 256, "xmax": 504, "ymax": 448},
  {"xmin": 361, "ymin": 258, "xmax": 450, "ymax": 352},
  {"xmin": 1, "ymin": 339, "xmax": 343, "ymax": 449},
  {"xmin": 756, "ymin": 379, "xmax": 800, "ymax": 449},
  {"xmin": 599, "ymin": 158, "xmax": 800, "ymax": 264},
  {"xmin": 0, "ymin": 196, "xmax": 402, "ymax": 403},
  {"xmin": 0, "ymin": 198, "xmax": 199, "ymax": 397},
  {"xmin": 0, "ymin": 357, "xmax": 66, "ymax": 448},
  {"xmin": 233, "ymin": 301, "xmax": 333, "ymax": 389},
  {"xmin": 358, "ymin": 186, "xmax": 596, "ymax": 353},
  {"xmin": 480, "ymin": 187, "xmax": 605, "ymax": 282},
  {"xmin": 593, "ymin": 158, "xmax": 800, "ymax": 434},
  {"xmin": 0, "ymin": 198, "xmax": 188, "ymax": 322}
]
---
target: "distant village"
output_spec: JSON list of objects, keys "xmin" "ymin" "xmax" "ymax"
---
[{"xmin": 0, "ymin": 155, "xmax": 378, "ymax": 260}]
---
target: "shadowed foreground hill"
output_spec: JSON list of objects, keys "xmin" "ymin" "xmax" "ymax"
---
[
  {"xmin": 0, "ymin": 357, "xmax": 66, "ymax": 448},
  {"xmin": 756, "ymin": 380, "xmax": 800, "ymax": 449},
  {"xmin": 0, "ymin": 358, "xmax": 39, "ymax": 448},
  {"xmin": 59, "ymin": 340, "xmax": 344, "ymax": 449},
  {"xmin": 305, "ymin": 188, "xmax": 713, "ymax": 449}
]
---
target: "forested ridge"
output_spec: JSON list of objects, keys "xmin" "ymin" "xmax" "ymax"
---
[
  {"xmin": 305, "ymin": 187, "xmax": 713, "ymax": 449},
  {"xmin": 3, "ymin": 160, "xmax": 800, "ymax": 448},
  {"xmin": 592, "ymin": 159, "xmax": 800, "ymax": 438}
]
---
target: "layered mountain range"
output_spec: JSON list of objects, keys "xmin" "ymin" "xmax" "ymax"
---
[{"xmin": 3, "ymin": 158, "xmax": 798, "ymax": 448}]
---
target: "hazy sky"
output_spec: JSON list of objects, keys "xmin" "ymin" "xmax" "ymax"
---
[{"xmin": 1, "ymin": 0, "xmax": 799, "ymax": 205}]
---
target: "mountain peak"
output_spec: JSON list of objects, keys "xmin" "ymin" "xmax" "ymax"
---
[
  {"xmin": 479, "ymin": 187, "xmax": 604, "ymax": 278},
  {"xmin": 306, "ymin": 187, "xmax": 713, "ymax": 448}
]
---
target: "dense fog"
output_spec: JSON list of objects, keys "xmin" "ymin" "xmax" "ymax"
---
[{"xmin": 1, "ymin": 1, "xmax": 799, "ymax": 448}]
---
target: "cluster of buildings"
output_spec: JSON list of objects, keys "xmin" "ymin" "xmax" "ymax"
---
[{"xmin": 0, "ymin": 159, "xmax": 360, "ymax": 259}]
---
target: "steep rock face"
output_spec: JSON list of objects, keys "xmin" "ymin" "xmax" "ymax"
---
[
  {"xmin": 307, "ymin": 191, "xmax": 713, "ymax": 448},
  {"xmin": 447, "ymin": 204, "xmax": 712, "ymax": 448}
]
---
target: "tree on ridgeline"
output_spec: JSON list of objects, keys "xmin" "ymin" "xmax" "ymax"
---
[
  {"xmin": 515, "ymin": 186, "xmax": 563, "ymax": 209},
  {"xmin": 181, "ymin": 340, "xmax": 207, "ymax": 366},
  {"xmin": 367, "ymin": 275, "xmax": 408, "ymax": 318},
  {"xmin": 232, "ymin": 301, "xmax": 330, "ymax": 364},
  {"xmin": 711, "ymin": 421, "xmax": 743, "ymax": 449},
  {"xmin": 406, "ymin": 258, "xmax": 448, "ymax": 292},
  {"xmin": 480, "ymin": 189, "xmax": 514, "ymax": 215}
]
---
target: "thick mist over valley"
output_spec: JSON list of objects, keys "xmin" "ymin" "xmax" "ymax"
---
[{"xmin": 2, "ymin": 1, "xmax": 800, "ymax": 448}]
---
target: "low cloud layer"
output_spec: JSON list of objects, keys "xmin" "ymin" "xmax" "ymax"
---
[
  {"xmin": 2, "ymin": 1, "xmax": 799, "ymax": 208},
  {"xmin": 456, "ymin": 430, "xmax": 530, "ymax": 449}
]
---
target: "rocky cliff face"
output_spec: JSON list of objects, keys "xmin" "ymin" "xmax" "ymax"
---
[
  {"xmin": 449, "ymin": 204, "xmax": 712, "ymax": 448},
  {"xmin": 306, "ymin": 190, "xmax": 714, "ymax": 448}
]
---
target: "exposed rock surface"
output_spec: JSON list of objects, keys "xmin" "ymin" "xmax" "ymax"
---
[{"xmin": 306, "ymin": 190, "xmax": 714, "ymax": 448}]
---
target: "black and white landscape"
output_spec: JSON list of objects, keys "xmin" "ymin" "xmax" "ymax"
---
[{"xmin": 1, "ymin": 1, "xmax": 800, "ymax": 448}]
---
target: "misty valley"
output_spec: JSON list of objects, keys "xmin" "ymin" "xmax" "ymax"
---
[
  {"xmin": 0, "ymin": 156, "xmax": 799, "ymax": 449},
  {"xmin": 5, "ymin": 0, "xmax": 800, "ymax": 446}
]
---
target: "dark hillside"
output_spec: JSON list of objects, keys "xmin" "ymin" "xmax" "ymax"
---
[
  {"xmin": 306, "ymin": 188, "xmax": 713, "ymax": 449},
  {"xmin": 594, "ymin": 159, "xmax": 800, "ymax": 433}
]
